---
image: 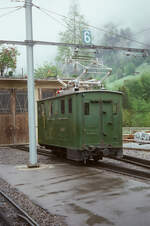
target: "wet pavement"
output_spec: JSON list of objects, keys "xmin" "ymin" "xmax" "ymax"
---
[{"xmin": 0, "ymin": 161, "xmax": 150, "ymax": 226}]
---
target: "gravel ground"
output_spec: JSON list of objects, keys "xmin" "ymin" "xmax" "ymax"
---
[
  {"xmin": 0, "ymin": 147, "xmax": 60, "ymax": 165},
  {"xmin": 0, "ymin": 192, "xmax": 28, "ymax": 226},
  {"xmin": 123, "ymin": 142, "xmax": 150, "ymax": 160},
  {"xmin": 123, "ymin": 142, "xmax": 150, "ymax": 150},
  {"xmin": 0, "ymin": 147, "xmax": 67, "ymax": 226}
]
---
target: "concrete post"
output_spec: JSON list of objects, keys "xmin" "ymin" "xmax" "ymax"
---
[{"xmin": 25, "ymin": 0, "xmax": 38, "ymax": 167}]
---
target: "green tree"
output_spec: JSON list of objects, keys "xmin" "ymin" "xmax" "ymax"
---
[
  {"xmin": 0, "ymin": 46, "xmax": 19, "ymax": 76},
  {"xmin": 124, "ymin": 62, "xmax": 136, "ymax": 75},
  {"xmin": 118, "ymin": 85, "xmax": 131, "ymax": 109},
  {"xmin": 123, "ymin": 109, "xmax": 132, "ymax": 126},
  {"xmin": 116, "ymin": 71, "xmax": 150, "ymax": 126},
  {"xmin": 140, "ymin": 71, "xmax": 150, "ymax": 101},
  {"xmin": 124, "ymin": 78, "xmax": 142, "ymax": 99},
  {"xmin": 56, "ymin": 2, "xmax": 89, "ymax": 63},
  {"xmin": 34, "ymin": 63, "xmax": 61, "ymax": 79}
]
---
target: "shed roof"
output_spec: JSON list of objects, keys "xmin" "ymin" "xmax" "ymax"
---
[{"xmin": 0, "ymin": 77, "xmax": 65, "ymax": 88}]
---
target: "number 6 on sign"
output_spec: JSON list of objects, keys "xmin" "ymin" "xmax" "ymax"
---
[{"xmin": 82, "ymin": 30, "xmax": 92, "ymax": 44}]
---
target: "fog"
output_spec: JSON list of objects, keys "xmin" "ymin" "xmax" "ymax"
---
[{"xmin": 0, "ymin": 0, "xmax": 150, "ymax": 73}]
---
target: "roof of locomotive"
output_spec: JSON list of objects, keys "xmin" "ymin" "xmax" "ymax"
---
[{"xmin": 38, "ymin": 89, "xmax": 122, "ymax": 103}]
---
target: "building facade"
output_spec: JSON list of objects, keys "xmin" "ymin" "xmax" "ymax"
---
[{"xmin": 0, "ymin": 78, "xmax": 62, "ymax": 145}]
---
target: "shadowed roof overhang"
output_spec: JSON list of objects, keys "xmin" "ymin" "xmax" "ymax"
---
[{"xmin": 0, "ymin": 78, "xmax": 65, "ymax": 89}]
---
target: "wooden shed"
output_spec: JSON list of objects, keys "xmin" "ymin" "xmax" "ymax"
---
[{"xmin": 0, "ymin": 77, "xmax": 63, "ymax": 145}]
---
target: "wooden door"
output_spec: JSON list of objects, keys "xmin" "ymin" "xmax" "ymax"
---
[
  {"xmin": 0, "ymin": 89, "xmax": 14, "ymax": 144},
  {"xmin": 15, "ymin": 89, "xmax": 28, "ymax": 144},
  {"xmin": 0, "ymin": 89, "xmax": 29, "ymax": 145}
]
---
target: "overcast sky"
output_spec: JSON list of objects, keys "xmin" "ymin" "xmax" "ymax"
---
[{"xmin": 0, "ymin": 0, "xmax": 150, "ymax": 74}]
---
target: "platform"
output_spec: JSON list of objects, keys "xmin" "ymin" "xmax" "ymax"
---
[{"xmin": 0, "ymin": 148, "xmax": 150, "ymax": 226}]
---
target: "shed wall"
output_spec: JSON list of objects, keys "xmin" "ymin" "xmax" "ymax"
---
[{"xmin": 0, "ymin": 79, "xmax": 61, "ymax": 145}]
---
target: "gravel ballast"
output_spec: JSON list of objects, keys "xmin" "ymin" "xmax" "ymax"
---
[
  {"xmin": 123, "ymin": 142, "xmax": 150, "ymax": 160},
  {"xmin": 0, "ymin": 147, "xmax": 67, "ymax": 226}
]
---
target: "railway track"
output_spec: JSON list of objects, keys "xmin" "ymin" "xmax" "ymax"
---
[
  {"xmin": 123, "ymin": 147, "xmax": 150, "ymax": 151},
  {"xmin": 109, "ymin": 155, "xmax": 150, "ymax": 170},
  {"xmin": 10, "ymin": 144, "xmax": 53, "ymax": 157},
  {"xmin": 0, "ymin": 190, "xmax": 39, "ymax": 226},
  {"xmin": 92, "ymin": 161, "xmax": 150, "ymax": 181},
  {"xmin": 8, "ymin": 144, "xmax": 150, "ymax": 181}
]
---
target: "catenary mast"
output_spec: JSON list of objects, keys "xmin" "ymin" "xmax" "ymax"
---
[{"xmin": 25, "ymin": 0, "xmax": 38, "ymax": 167}]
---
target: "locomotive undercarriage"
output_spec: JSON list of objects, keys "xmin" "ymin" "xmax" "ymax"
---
[
  {"xmin": 40, "ymin": 143, "xmax": 122, "ymax": 163},
  {"xmin": 67, "ymin": 146, "xmax": 123, "ymax": 163}
]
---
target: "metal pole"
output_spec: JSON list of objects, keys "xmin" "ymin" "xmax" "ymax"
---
[
  {"xmin": 0, "ymin": 40, "xmax": 149, "ymax": 54},
  {"xmin": 25, "ymin": 0, "xmax": 38, "ymax": 167}
]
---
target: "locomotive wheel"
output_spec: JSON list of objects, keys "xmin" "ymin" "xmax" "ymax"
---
[
  {"xmin": 93, "ymin": 156, "xmax": 99, "ymax": 162},
  {"xmin": 93, "ymin": 155, "xmax": 102, "ymax": 162}
]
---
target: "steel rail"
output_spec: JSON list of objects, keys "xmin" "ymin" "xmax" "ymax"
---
[
  {"xmin": 122, "ymin": 155, "xmax": 150, "ymax": 169},
  {"xmin": 108, "ymin": 155, "xmax": 150, "ymax": 169},
  {"xmin": 123, "ymin": 154, "xmax": 150, "ymax": 164},
  {"xmin": 93, "ymin": 162, "xmax": 150, "ymax": 181},
  {"xmin": 123, "ymin": 147, "xmax": 150, "ymax": 152},
  {"xmin": 10, "ymin": 144, "xmax": 53, "ymax": 157},
  {"xmin": 0, "ymin": 190, "xmax": 39, "ymax": 226}
]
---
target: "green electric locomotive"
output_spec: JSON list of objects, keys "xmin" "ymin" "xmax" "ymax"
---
[{"xmin": 37, "ymin": 89, "xmax": 122, "ymax": 163}]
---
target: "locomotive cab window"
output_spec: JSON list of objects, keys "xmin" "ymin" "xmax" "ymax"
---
[
  {"xmin": 38, "ymin": 104, "xmax": 41, "ymax": 115},
  {"xmin": 51, "ymin": 102, "xmax": 53, "ymax": 115},
  {"xmin": 41, "ymin": 104, "xmax": 45, "ymax": 116},
  {"xmin": 68, "ymin": 98, "xmax": 72, "ymax": 113},
  {"xmin": 84, "ymin": 103, "xmax": 90, "ymax": 115},
  {"xmin": 113, "ymin": 103, "xmax": 118, "ymax": 114},
  {"xmin": 61, "ymin": 99, "xmax": 65, "ymax": 114},
  {"xmin": 49, "ymin": 101, "xmax": 52, "ymax": 117}
]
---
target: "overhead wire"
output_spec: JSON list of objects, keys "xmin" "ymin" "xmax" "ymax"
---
[
  {"xmin": 0, "ymin": 6, "xmax": 23, "ymax": 19},
  {"xmin": 33, "ymin": 3, "xmax": 69, "ymax": 20},
  {"xmin": 10, "ymin": 0, "xmax": 25, "ymax": 2},
  {"xmin": 32, "ymin": 3, "xmax": 150, "ymax": 49},
  {"xmin": 33, "ymin": 4, "xmax": 83, "ymax": 42},
  {"xmin": 34, "ymin": 5, "xmax": 68, "ymax": 29},
  {"xmin": 0, "ymin": 6, "xmax": 22, "ymax": 10}
]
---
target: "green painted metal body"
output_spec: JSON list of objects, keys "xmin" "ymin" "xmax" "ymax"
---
[{"xmin": 37, "ymin": 90, "xmax": 122, "ymax": 157}]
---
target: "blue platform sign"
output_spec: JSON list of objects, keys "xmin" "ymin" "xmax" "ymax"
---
[{"xmin": 82, "ymin": 30, "xmax": 92, "ymax": 44}]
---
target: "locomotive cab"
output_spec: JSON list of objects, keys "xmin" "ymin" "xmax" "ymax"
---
[{"xmin": 81, "ymin": 92, "xmax": 122, "ymax": 162}]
